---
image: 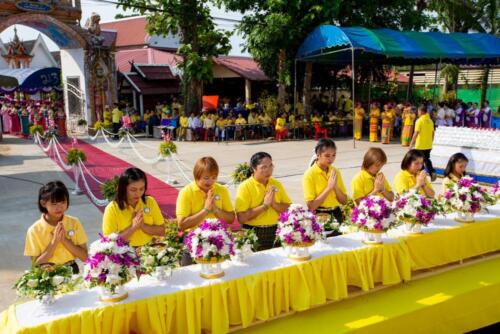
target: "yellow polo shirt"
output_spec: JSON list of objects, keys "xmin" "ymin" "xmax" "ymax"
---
[
  {"xmin": 111, "ymin": 108, "xmax": 122, "ymax": 123},
  {"xmin": 180, "ymin": 116, "xmax": 189, "ymax": 127},
  {"xmin": 351, "ymin": 169, "xmax": 392, "ymax": 201},
  {"xmin": 216, "ymin": 118, "xmax": 227, "ymax": 127},
  {"xmin": 414, "ymin": 113, "xmax": 434, "ymax": 150},
  {"xmin": 275, "ymin": 117, "xmax": 286, "ymax": 130},
  {"xmin": 393, "ymin": 170, "xmax": 433, "ymax": 196},
  {"xmin": 176, "ymin": 182, "xmax": 233, "ymax": 228},
  {"xmin": 103, "ymin": 111, "xmax": 112, "ymax": 122},
  {"xmin": 102, "ymin": 196, "xmax": 164, "ymax": 247},
  {"xmin": 235, "ymin": 177, "xmax": 291, "ymax": 226},
  {"xmin": 235, "ymin": 118, "xmax": 247, "ymax": 125},
  {"xmin": 303, "ymin": 164, "xmax": 347, "ymax": 208},
  {"xmin": 24, "ymin": 215, "xmax": 88, "ymax": 265}
]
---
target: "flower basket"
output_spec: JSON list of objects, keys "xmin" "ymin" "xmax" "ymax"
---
[
  {"xmin": 277, "ymin": 204, "xmax": 323, "ymax": 261},
  {"xmin": 66, "ymin": 148, "xmax": 86, "ymax": 166},
  {"xmin": 29, "ymin": 124, "xmax": 44, "ymax": 137},
  {"xmin": 442, "ymin": 176, "xmax": 491, "ymax": 223},
  {"xmin": 351, "ymin": 196, "xmax": 395, "ymax": 245},
  {"xmin": 83, "ymin": 234, "xmax": 141, "ymax": 302},
  {"xmin": 231, "ymin": 229, "xmax": 258, "ymax": 262},
  {"xmin": 100, "ymin": 176, "xmax": 119, "ymax": 202},
  {"xmin": 393, "ymin": 190, "xmax": 437, "ymax": 234},
  {"xmin": 185, "ymin": 219, "xmax": 234, "ymax": 279},
  {"xmin": 140, "ymin": 242, "xmax": 181, "ymax": 281},
  {"xmin": 13, "ymin": 263, "xmax": 78, "ymax": 306}
]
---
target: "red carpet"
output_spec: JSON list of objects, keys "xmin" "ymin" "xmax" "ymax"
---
[{"xmin": 45, "ymin": 138, "xmax": 178, "ymax": 218}]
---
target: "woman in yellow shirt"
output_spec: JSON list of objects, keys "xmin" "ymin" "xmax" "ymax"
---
[
  {"xmin": 351, "ymin": 148, "xmax": 394, "ymax": 204},
  {"xmin": 393, "ymin": 150, "xmax": 435, "ymax": 198},
  {"xmin": 303, "ymin": 139, "xmax": 347, "ymax": 233},
  {"xmin": 176, "ymin": 157, "xmax": 235, "ymax": 265},
  {"xmin": 235, "ymin": 152, "xmax": 291, "ymax": 250},
  {"xmin": 275, "ymin": 113, "xmax": 288, "ymax": 140},
  {"xmin": 353, "ymin": 102, "xmax": 365, "ymax": 140},
  {"xmin": 25, "ymin": 181, "xmax": 88, "ymax": 273},
  {"xmin": 401, "ymin": 105, "xmax": 416, "ymax": 146},
  {"xmin": 380, "ymin": 104, "xmax": 393, "ymax": 144},
  {"xmin": 369, "ymin": 102, "xmax": 380, "ymax": 142},
  {"xmin": 442, "ymin": 153, "xmax": 469, "ymax": 193},
  {"xmin": 388, "ymin": 105, "xmax": 396, "ymax": 140},
  {"xmin": 103, "ymin": 168, "xmax": 165, "ymax": 247}
]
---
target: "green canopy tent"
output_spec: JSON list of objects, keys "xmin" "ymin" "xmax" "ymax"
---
[{"xmin": 295, "ymin": 26, "xmax": 500, "ymax": 145}]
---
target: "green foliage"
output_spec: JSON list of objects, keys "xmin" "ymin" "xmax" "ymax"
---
[
  {"xmin": 140, "ymin": 241, "xmax": 182, "ymax": 275},
  {"xmin": 14, "ymin": 264, "xmax": 78, "ymax": 301},
  {"xmin": 77, "ymin": 119, "xmax": 87, "ymax": 127},
  {"xmin": 231, "ymin": 162, "xmax": 252, "ymax": 184},
  {"xmin": 100, "ymin": 176, "xmax": 119, "ymax": 202},
  {"xmin": 159, "ymin": 141, "xmax": 177, "ymax": 157},
  {"xmin": 259, "ymin": 95, "xmax": 279, "ymax": 119},
  {"xmin": 66, "ymin": 148, "xmax": 86, "ymax": 166},
  {"xmin": 29, "ymin": 124, "xmax": 44, "ymax": 136},
  {"xmin": 232, "ymin": 228, "xmax": 259, "ymax": 251}
]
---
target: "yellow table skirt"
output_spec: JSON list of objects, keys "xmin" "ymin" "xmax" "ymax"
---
[
  {"xmin": 0, "ymin": 241, "xmax": 410, "ymax": 334},
  {"xmin": 399, "ymin": 217, "xmax": 500, "ymax": 271},
  {"xmin": 237, "ymin": 256, "xmax": 500, "ymax": 334}
]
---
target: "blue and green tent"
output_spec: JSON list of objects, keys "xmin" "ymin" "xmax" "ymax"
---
[{"xmin": 296, "ymin": 26, "xmax": 500, "ymax": 65}]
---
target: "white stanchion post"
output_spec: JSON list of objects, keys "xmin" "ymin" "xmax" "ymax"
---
[
  {"xmin": 72, "ymin": 162, "xmax": 83, "ymax": 195},
  {"xmin": 165, "ymin": 155, "xmax": 178, "ymax": 185}
]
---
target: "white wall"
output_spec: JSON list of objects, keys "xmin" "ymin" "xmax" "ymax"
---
[
  {"xmin": 30, "ymin": 40, "xmax": 56, "ymax": 68},
  {"xmin": 60, "ymin": 48, "xmax": 89, "ymax": 122}
]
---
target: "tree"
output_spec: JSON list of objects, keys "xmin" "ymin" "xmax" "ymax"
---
[
  {"xmin": 116, "ymin": 1, "xmax": 231, "ymax": 114},
  {"xmin": 219, "ymin": 0, "xmax": 341, "ymax": 108}
]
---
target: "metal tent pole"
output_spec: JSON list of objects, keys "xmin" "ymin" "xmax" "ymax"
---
[{"xmin": 352, "ymin": 47, "xmax": 356, "ymax": 149}]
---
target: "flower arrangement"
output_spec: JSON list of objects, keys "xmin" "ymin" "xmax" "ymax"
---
[
  {"xmin": 77, "ymin": 119, "xmax": 87, "ymax": 127},
  {"xmin": 103, "ymin": 120, "xmax": 113, "ymax": 129},
  {"xmin": 341, "ymin": 197, "xmax": 356, "ymax": 223},
  {"xmin": 118, "ymin": 127, "xmax": 129, "ymax": 138},
  {"xmin": 351, "ymin": 196, "xmax": 395, "ymax": 232},
  {"xmin": 66, "ymin": 148, "xmax": 86, "ymax": 166},
  {"xmin": 100, "ymin": 176, "xmax": 119, "ymax": 202},
  {"xmin": 231, "ymin": 162, "xmax": 252, "ymax": 184},
  {"xmin": 29, "ymin": 124, "xmax": 44, "ymax": 137},
  {"xmin": 492, "ymin": 181, "xmax": 500, "ymax": 201},
  {"xmin": 233, "ymin": 228, "xmax": 259, "ymax": 252},
  {"xmin": 159, "ymin": 141, "xmax": 177, "ymax": 157},
  {"xmin": 393, "ymin": 190, "xmax": 437, "ymax": 226},
  {"xmin": 14, "ymin": 264, "xmax": 78, "ymax": 303},
  {"xmin": 83, "ymin": 234, "xmax": 141, "ymax": 296},
  {"xmin": 184, "ymin": 219, "xmax": 235, "ymax": 261},
  {"xmin": 316, "ymin": 212, "xmax": 340, "ymax": 234},
  {"xmin": 140, "ymin": 242, "xmax": 181, "ymax": 275},
  {"xmin": 43, "ymin": 128, "xmax": 58, "ymax": 141},
  {"xmin": 276, "ymin": 204, "xmax": 323, "ymax": 246},
  {"xmin": 442, "ymin": 176, "xmax": 490, "ymax": 214}
]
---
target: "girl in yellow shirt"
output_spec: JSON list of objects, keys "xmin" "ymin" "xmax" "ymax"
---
[
  {"xmin": 369, "ymin": 102, "xmax": 380, "ymax": 142},
  {"xmin": 401, "ymin": 105, "xmax": 416, "ymax": 146},
  {"xmin": 235, "ymin": 152, "xmax": 291, "ymax": 250},
  {"xmin": 380, "ymin": 104, "xmax": 393, "ymax": 144},
  {"xmin": 351, "ymin": 148, "xmax": 394, "ymax": 204},
  {"xmin": 103, "ymin": 168, "xmax": 165, "ymax": 247},
  {"xmin": 303, "ymin": 139, "xmax": 347, "ymax": 233},
  {"xmin": 442, "ymin": 153, "xmax": 469, "ymax": 193},
  {"xmin": 25, "ymin": 181, "xmax": 88, "ymax": 273},
  {"xmin": 393, "ymin": 150, "xmax": 435, "ymax": 198},
  {"xmin": 353, "ymin": 102, "xmax": 365, "ymax": 140},
  {"xmin": 176, "ymin": 157, "xmax": 235, "ymax": 265}
]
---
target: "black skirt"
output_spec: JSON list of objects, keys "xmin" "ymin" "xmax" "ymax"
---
[
  {"xmin": 316, "ymin": 206, "xmax": 344, "ymax": 236},
  {"xmin": 242, "ymin": 224, "xmax": 278, "ymax": 251}
]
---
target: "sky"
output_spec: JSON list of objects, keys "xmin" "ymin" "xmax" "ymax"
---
[{"xmin": 0, "ymin": 0, "xmax": 242, "ymax": 51}]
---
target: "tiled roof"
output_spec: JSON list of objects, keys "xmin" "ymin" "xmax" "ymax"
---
[
  {"xmin": 116, "ymin": 48, "xmax": 181, "ymax": 72},
  {"xmin": 132, "ymin": 63, "xmax": 178, "ymax": 80},
  {"xmin": 213, "ymin": 56, "xmax": 269, "ymax": 81},
  {"xmin": 100, "ymin": 17, "xmax": 148, "ymax": 48},
  {"xmin": 122, "ymin": 72, "xmax": 180, "ymax": 95}
]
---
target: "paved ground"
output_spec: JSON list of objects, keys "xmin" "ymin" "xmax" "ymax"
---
[{"xmin": 0, "ymin": 133, "xmax": 442, "ymax": 311}]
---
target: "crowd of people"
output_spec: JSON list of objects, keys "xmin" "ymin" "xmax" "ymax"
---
[
  {"xmin": 25, "ymin": 130, "xmax": 476, "ymax": 271},
  {"xmin": 103, "ymin": 95, "xmax": 495, "ymax": 145},
  {"xmin": 0, "ymin": 97, "xmax": 66, "ymax": 137}
]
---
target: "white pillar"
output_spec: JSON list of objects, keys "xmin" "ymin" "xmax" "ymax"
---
[
  {"xmin": 139, "ymin": 94, "xmax": 144, "ymax": 117},
  {"xmin": 245, "ymin": 79, "xmax": 252, "ymax": 104}
]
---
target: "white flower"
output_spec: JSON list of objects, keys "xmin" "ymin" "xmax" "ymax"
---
[
  {"xmin": 27, "ymin": 279, "xmax": 38, "ymax": 288},
  {"xmin": 106, "ymin": 274, "xmax": 122, "ymax": 285},
  {"xmin": 145, "ymin": 255, "xmax": 155, "ymax": 266},
  {"xmin": 51, "ymin": 275, "xmax": 65, "ymax": 286}
]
